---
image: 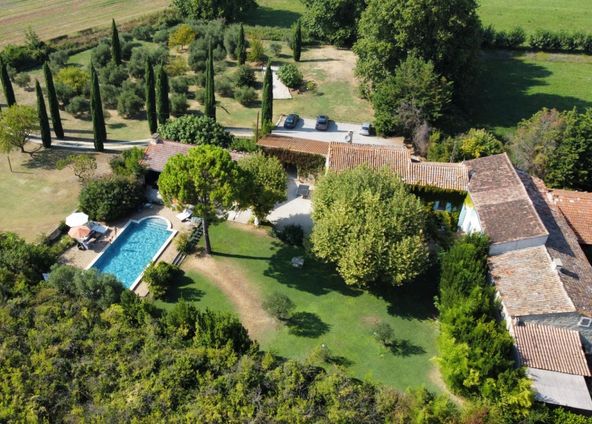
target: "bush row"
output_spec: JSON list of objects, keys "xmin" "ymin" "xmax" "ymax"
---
[{"xmin": 482, "ymin": 25, "xmax": 592, "ymax": 53}]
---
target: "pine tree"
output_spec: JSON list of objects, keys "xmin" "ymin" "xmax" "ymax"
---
[
  {"xmin": 43, "ymin": 62, "xmax": 64, "ymax": 139},
  {"xmin": 145, "ymin": 60, "xmax": 157, "ymax": 134},
  {"xmin": 111, "ymin": 19, "xmax": 122, "ymax": 65},
  {"xmin": 90, "ymin": 65, "xmax": 106, "ymax": 152},
  {"xmin": 204, "ymin": 42, "xmax": 216, "ymax": 120},
  {"xmin": 156, "ymin": 65, "xmax": 170, "ymax": 125},
  {"xmin": 293, "ymin": 20, "xmax": 302, "ymax": 62},
  {"xmin": 0, "ymin": 60, "xmax": 16, "ymax": 106},
  {"xmin": 261, "ymin": 63, "xmax": 273, "ymax": 125},
  {"xmin": 35, "ymin": 80, "xmax": 52, "ymax": 148},
  {"xmin": 237, "ymin": 24, "xmax": 247, "ymax": 65}
]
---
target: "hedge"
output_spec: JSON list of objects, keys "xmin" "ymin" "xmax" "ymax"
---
[{"xmin": 481, "ymin": 25, "xmax": 592, "ymax": 54}]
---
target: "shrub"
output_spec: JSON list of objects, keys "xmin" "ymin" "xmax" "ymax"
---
[
  {"xmin": 170, "ymin": 76, "xmax": 188, "ymax": 93},
  {"xmin": 55, "ymin": 82, "xmax": 76, "ymax": 106},
  {"xmin": 99, "ymin": 62, "xmax": 128, "ymax": 86},
  {"xmin": 132, "ymin": 25, "xmax": 152, "ymax": 41},
  {"xmin": 121, "ymin": 79, "xmax": 144, "ymax": 100},
  {"xmin": 275, "ymin": 224, "xmax": 304, "ymax": 246},
  {"xmin": 277, "ymin": 63, "xmax": 303, "ymax": 89},
  {"xmin": 48, "ymin": 50, "xmax": 69, "ymax": 70},
  {"xmin": 13, "ymin": 72, "xmax": 31, "ymax": 89},
  {"xmin": 247, "ymin": 38, "xmax": 265, "ymax": 63},
  {"xmin": 270, "ymin": 43, "xmax": 282, "ymax": 57},
  {"xmin": 230, "ymin": 137, "xmax": 258, "ymax": 152},
  {"xmin": 158, "ymin": 115, "xmax": 233, "ymax": 146},
  {"xmin": 143, "ymin": 261, "xmax": 181, "ymax": 299},
  {"xmin": 223, "ymin": 24, "xmax": 241, "ymax": 59},
  {"xmin": 65, "ymin": 95, "xmax": 90, "ymax": 118},
  {"xmin": 215, "ymin": 75, "xmax": 234, "ymax": 97},
  {"xmin": 235, "ymin": 64, "xmax": 255, "ymax": 87},
  {"xmin": 507, "ymin": 27, "xmax": 526, "ymax": 47},
  {"xmin": 109, "ymin": 147, "xmax": 146, "ymax": 177},
  {"xmin": 194, "ymin": 87, "xmax": 205, "ymax": 104},
  {"xmin": 175, "ymin": 231, "xmax": 194, "ymax": 254},
  {"xmin": 128, "ymin": 46, "xmax": 169, "ymax": 78},
  {"xmin": 91, "ymin": 43, "xmax": 111, "ymax": 68},
  {"xmin": 153, "ymin": 29, "xmax": 170, "ymax": 45},
  {"xmin": 79, "ymin": 176, "xmax": 144, "ymax": 222},
  {"xmin": 233, "ymin": 86, "xmax": 257, "ymax": 106},
  {"xmin": 170, "ymin": 93, "xmax": 188, "ymax": 116},
  {"xmin": 165, "ymin": 56, "xmax": 189, "ymax": 77},
  {"xmin": 100, "ymin": 84, "xmax": 120, "ymax": 108},
  {"xmin": 0, "ymin": 44, "xmax": 39, "ymax": 70},
  {"xmin": 120, "ymin": 41, "xmax": 136, "ymax": 61},
  {"xmin": 55, "ymin": 66, "xmax": 89, "ymax": 95},
  {"xmin": 373, "ymin": 322, "xmax": 395, "ymax": 346},
  {"xmin": 529, "ymin": 29, "xmax": 561, "ymax": 50},
  {"xmin": 117, "ymin": 90, "xmax": 144, "ymax": 118},
  {"xmin": 263, "ymin": 292, "xmax": 295, "ymax": 321}
]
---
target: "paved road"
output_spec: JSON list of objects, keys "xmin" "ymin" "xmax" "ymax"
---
[{"xmin": 273, "ymin": 116, "xmax": 404, "ymax": 146}]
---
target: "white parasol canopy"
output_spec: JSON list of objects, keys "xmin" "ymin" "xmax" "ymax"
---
[{"xmin": 65, "ymin": 212, "xmax": 89, "ymax": 228}]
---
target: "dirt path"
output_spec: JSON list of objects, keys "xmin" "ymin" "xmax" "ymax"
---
[{"xmin": 184, "ymin": 255, "xmax": 277, "ymax": 341}]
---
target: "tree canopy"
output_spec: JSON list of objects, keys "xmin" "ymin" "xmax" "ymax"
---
[
  {"xmin": 0, "ymin": 105, "xmax": 38, "ymax": 157},
  {"xmin": 310, "ymin": 166, "xmax": 430, "ymax": 287},
  {"xmin": 172, "ymin": 0, "xmax": 256, "ymax": 22},
  {"xmin": 158, "ymin": 115, "xmax": 233, "ymax": 147},
  {"xmin": 302, "ymin": 0, "xmax": 366, "ymax": 47}
]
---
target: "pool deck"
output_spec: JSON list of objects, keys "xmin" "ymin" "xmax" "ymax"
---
[{"xmin": 59, "ymin": 205, "xmax": 194, "ymax": 297}]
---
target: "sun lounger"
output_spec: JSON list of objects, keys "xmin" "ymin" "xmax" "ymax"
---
[
  {"xmin": 176, "ymin": 206, "xmax": 194, "ymax": 221},
  {"xmin": 91, "ymin": 223, "xmax": 109, "ymax": 235}
]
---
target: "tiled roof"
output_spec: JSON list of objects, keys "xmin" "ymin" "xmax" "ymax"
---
[
  {"xmin": 327, "ymin": 143, "xmax": 468, "ymax": 191},
  {"xmin": 257, "ymin": 136, "xmax": 330, "ymax": 156},
  {"xmin": 551, "ymin": 189, "xmax": 592, "ymax": 245},
  {"xmin": 514, "ymin": 324, "xmax": 590, "ymax": 376},
  {"xmin": 465, "ymin": 154, "xmax": 548, "ymax": 246},
  {"xmin": 520, "ymin": 173, "xmax": 592, "ymax": 317},
  {"xmin": 143, "ymin": 140, "xmax": 245, "ymax": 172},
  {"xmin": 488, "ymin": 246, "xmax": 575, "ymax": 316}
]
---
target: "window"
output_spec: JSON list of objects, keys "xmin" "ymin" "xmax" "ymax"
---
[{"xmin": 578, "ymin": 317, "xmax": 592, "ymax": 328}]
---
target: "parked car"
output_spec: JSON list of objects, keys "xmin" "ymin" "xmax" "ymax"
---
[
  {"xmin": 315, "ymin": 115, "xmax": 330, "ymax": 131},
  {"xmin": 283, "ymin": 113, "xmax": 300, "ymax": 129},
  {"xmin": 359, "ymin": 122, "xmax": 374, "ymax": 136}
]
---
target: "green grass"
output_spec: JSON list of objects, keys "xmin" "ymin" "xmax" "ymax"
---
[
  {"xmin": 169, "ymin": 222, "xmax": 439, "ymax": 391},
  {"xmin": 155, "ymin": 270, "xmax": 235, "ymax": 313},
  {"xmin": 244, "ymin": 0, "xmax": 305, "ymax": 28},
  {"xmin": 473, "ymin": 51, "xmax": 592, "ymax": 136},
  {"xmin": 478, "ymin": 0, "xmax": 592, "ymax": 33}
]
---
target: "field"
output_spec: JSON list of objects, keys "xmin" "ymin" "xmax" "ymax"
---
[
  {"xmin": 474, "ymin": 51, "xmax": 592, "ymax": 136},
  {"xmin": 478, "ymin": 0, "xmax": 592, "ymax": 33},
  {"xmin": 0, "ymin": 0, "xmax": 169, "ymax": 47},
  {"xmin": 0, "ymin": 146, "xmax": 113, "ymax": 241},
  {"xmin": 161, "ymin": 222, "xmax": 440, "ymax": 391}
]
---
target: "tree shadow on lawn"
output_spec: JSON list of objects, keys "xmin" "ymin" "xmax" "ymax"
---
[
  {"xmin": 23, "ymin": 147, "xmax": 81, "ymax": 170},
  {"xmin": 244, "ymin": 7, "xmax": 301, "ymax": 28},
  {"xmin": 164, "ymin": 274, "xmax": 205, "ymax": 303},
  {"xmin": 287, "ymin": 311, "xmax": 330, "ymax": 338},
  {"xmin": 473, "ymin": 50, "xmax": 592, "ymax": 131},
  {"xmin": 389, "ymin": 339, "xmax": 426, "ymax": 357}
]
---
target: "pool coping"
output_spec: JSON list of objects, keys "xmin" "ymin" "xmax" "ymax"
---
[{"xmin": 85, "ymin": 215, "xmax": 178, "ymax": 292}]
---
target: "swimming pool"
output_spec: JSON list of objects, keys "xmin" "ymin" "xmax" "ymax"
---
[{"xmin": 88, "ymin": 216, "xmax": 176, "ymax": 290}]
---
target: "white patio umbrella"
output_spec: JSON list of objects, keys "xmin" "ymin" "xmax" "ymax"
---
[{"xmin": 65, "ymin": 212, "xmax": 89, "ymax": 228}]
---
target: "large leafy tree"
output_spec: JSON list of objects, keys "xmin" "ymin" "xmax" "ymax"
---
[
  {"xmin": 302, "ymin": 0, "xmax": 366, "ymax": 47},
  {"xmin": 158, "ymin": 145, "xmax": 240, "ymax": 254},
  {"xmin": 43, "ymin": 62, "xmax": 64, "ymax": 139},
  {"xmin": 0, "ymin": 105, "xmax": 38, "ymax": 171},
  {"xmin": 79, "ymin": 176, "xmax": 144, "ymax": 221},
  {"xmin": 168, "ymin": 24, "xmax": 196, "ymax": 52},
  {"xmin": 158, "ymin": 115, "xmax": 232, "ymax": 146},
  {"xmin": 372, "ymin": 54, "xmax": 452, "ymax": 137},
  {"xmin": 353, "ymin": 0, "xmax": 481, "ymax": 100},
  {"xmin": 310, "ymin": 166, "xmax": 429, "ymax": 287},
  {"xmin": 35, "ymin": 80, "xmax": 52, "ymax": 148},
  {"xmin": 172, "ymin": 0, "xmax": 256, "ymax": 22},
  {"xmin": 238, "ymin": 153, "xmax": 287, "ymax": 222},
  {"xmin": 145, "ymin": 60, "xmax": 157, "ymax": 134}
]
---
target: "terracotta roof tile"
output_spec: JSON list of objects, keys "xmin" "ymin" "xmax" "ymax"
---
[
  {"xmin": 514, "ymin": 324, "xmax": 590, "ymax": 376},
  {"xmin": 465, "ymin": 154, "xmax": 548, "ymax": 246},
  {"xmin": 257, "ymin": 136, "xmax": 330, "ymax": 156},
  {"xmin": 551, "ymin": 189, "xmax": 592, "ymax": 245}
]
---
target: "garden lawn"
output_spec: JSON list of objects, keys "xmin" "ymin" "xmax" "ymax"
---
[
  {"xmin": 244, "ymin": 0, "xmax": 304, "ymax": 28},
  {"xmin": 478, "ymin": 0, "xmax": 592, "ymax": 33},
  {"xmin": 473, "ymin": 50, "xmax": 592, "ymax": 136},
  {"xmin": 173, "ymin": 222, "xmax": 439, "ymax": 391}
]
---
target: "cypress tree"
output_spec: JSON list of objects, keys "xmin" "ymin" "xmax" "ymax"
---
[
  {"xmin": 43, "ymin": 62, "xmax": 64, "ymax": 139},
  {"xmin": 237, "ymin": 24, "xmax": 246, "ymax": 65},
  {"xmin": 204, "ymin": 42, "xmax": 216, "ymax": 120},
  {"xmin": 156, "ymin": 65, "xmax": 170, "ymax": 125},
  {"xmin": 145, "ymin": 60, "xmax": 157, "ymax": 134},
  {"xmin": 0, "ymin": 60, "xmax": 16, "ymax": 106},
  {"xmin": 35, "ymin": 80, "xmax": 52, "ymax": 148},
  {"xmin": 261, "ymin": 63, "xmax": 273, "ymax": 125},
  {"xmin": 293, "ymin": 20, "xmax": 302, "ymax": 62},
  {"xmin": 90, "ymin": 65, "xmax": 106, "ymax": 152},
  {"xmin": 111, "ymin": 19, "xmax": 122, "ymax": 65}
]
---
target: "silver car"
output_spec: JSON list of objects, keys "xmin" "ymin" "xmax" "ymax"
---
[{"xmin": 359, "ymin": 122, "xmax": 373, "ymax": 136}]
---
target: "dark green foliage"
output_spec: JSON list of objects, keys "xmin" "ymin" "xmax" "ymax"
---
[
  {"xmin": 204, "ymin": 42, "xmax": 216, "ymax": 120},
  {"xmin": 170, "ymin": 76, "xmax": 188, "ymax": 93},
  {"xmin": 98, "ymin": 62, "xmax": 128, "ymax": 86},
  {"xmin": 128, "ymin": 46, "xmax": 168, "ymax": 79},
  {"xmin": 91, "ymin": 43, "xmax": 111, "ymax": 68},
  {"xmin": 172, "ymin": 0, "xmax": 256, "ymax": 22},
  {"xmin": 274, "ymin": 224, "xmax": 304, "ymax": 246},
  {"xmin": 79, "ymin": 176, "xmax": 144, "ymax": 221},
  {"xmin": 159, "ymin": 115, "xmax": 232, "ymax": 146},
  {"xmin": 215, "ymin": 75, "xmax": 234, "ymax": 97},
  {"xmin": 111, "ymin": 19, "xmax": 122, "ymax": 65},
  {"xmin": 235, "ymin": 64, "xmax": 255, "ymax": 87},
  {"xmin": 529, "ymin": 29, "xmax": 562, "ymax": 51},
  {"xmin": 481, "ymin": 25, "xmax": 526, "ymax": 49},
  {"xmin": 43, "ymin": 62, "xmax": 64, "ymax": 139},
  {"xmin": 0, "ymin": 231, "xmax": 56, "ymax": 281},
  {"xmin": 0, "ymin": 60, "xmax": 16, "ymax": 106},
  {"xmin": 54, "ymin": 81, "xmax": 76, "ymax": 106},
  {"xmin": 35, "ymin": 80, "xmax": 51, "ymax": 148},
  {"xmin": 263, "ymin": 292, "xmax": 295, "ymax": 320},
  {"xmin": 109, "ymin": 147, "xmax": 146, "ymax": 177},
  {"xmin": 261, "ymin": 63, "xmax": 273, "ymax": 125},
  {"xmin": 156, "ymin": 65, "xmax": 170, "ymax": 125},
  {"xmin": 230, "ymin": 137, "xmax": 258, "ymax": 152},
  {"xmin": 116, "ymin": 89, "xmax": 144, "ymax": 118},
  {"xmin": 237, "ymin": 24, "xmax": 247, "ymax": 65},
  {"xmin": 428, "ymin": 129, "xmax": 504, "ymax": 162},
  {"xmin": 65, "ymin": 95, "xmax": 90, "ymax": 117},
  {"xmin": 373, "ymin": 322, "xmax": 395, "ymax": 346},
  {"xmin": 90, "ymin": 65, "xmax": 106, "ymax": 152},
  {"xmin": 293, "ymin": 20, "xmax": 302, "ymax": 62},
  {"xmin": 262, "ymin": 148, "xmax": 326, "ymax": 179},
  {"xmin": 170, "ymin": 93, "xmax": 188, "ymax": 116},
  {"xmin": 277, "ymin": 63, "xmax": 303, "ymax": 89},
  {"xmin": 47, "ymin": 50, "xmax": 69, "ymax": 71},
  {"xmin": 223, "ymin": 24, "xmax": 240, "ymax": 60},
  {"xmin": 234, "ymin": 86, "xmax": 257, "ymax": 106},
  {"xmin": 145, "ymin": 60, "xmax": 157, "ymax": 133},
  {"xmin": 302, "ymin": 0, "xmax": 365, "ymax": 47},
  {"xmin": 143, "ymin": 261, "xmax": 181, "ymax": 299}
]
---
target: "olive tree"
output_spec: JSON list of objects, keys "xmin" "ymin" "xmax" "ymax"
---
[{"xmin": 0, "ymin": 105, "xmax": 38, "ymax": 171}]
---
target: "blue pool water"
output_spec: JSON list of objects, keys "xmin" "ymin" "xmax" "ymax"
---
[{"xmin": 92, "ymin": 217, "xmax": 173, "ymax": 288}]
